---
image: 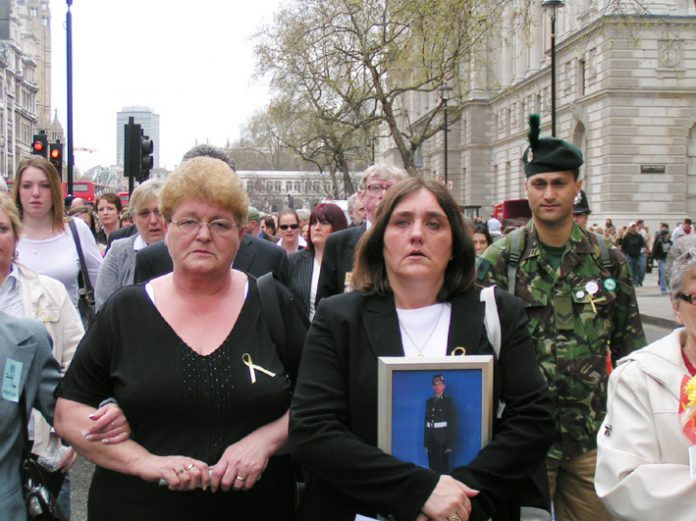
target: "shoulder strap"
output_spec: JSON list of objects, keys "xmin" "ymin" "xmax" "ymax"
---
[
  {"xmin": 18, "ymin": 390, "xmax": 32, "ymax": 460},
  {"xmin": 595, "ymin": 233, "xmax": 613, "ymax": 271},
  {"xmin": 256, "ymin": 272, "xmax": 286, "ymax": 355},
  {"xmin": 506, "ymin": 228, "xmax": 525, "ymax": 296},
  {"xmin": 480, "ymin": 286, "xmax": 501, "ymax": 359},
  {"xmin": 68, "ymin": 219, "xmax": 94, "ymax": 297}
]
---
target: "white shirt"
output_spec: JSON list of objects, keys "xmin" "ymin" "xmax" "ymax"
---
[
  {"xmin": 396, "ymin": 303, "xmax": 452, "ymax": 357},
  {"xmin": 0, "ymin": 264, "xmax": 25, "ymax": 316},
  {"xmin": 17, "ymin": 218, "xmax": 102, "ymax": 307}
]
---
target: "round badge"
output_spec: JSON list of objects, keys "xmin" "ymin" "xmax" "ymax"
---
[
  {"xmin": 586, "ymin": 281, "xmax": 599, "ymax": 295},
  {"xmin": 575, "ymin": 290, "xmax": 585, "ymax": 299},
  {"xmin": 603, "ymin": 278, "xmax": 617, "ymax": 292}
]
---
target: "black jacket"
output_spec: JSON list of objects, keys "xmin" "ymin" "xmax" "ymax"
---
[
  {"xmin": 315, "ymin": 225, "xmax": 365, "ymax": 303},
  {"xmin": 133, "ymin": 234, "xmax": 289, "ymax": 284},
  {"xmin": 290, "ymin": 287, "xmax": 554, "ymax": 521}
]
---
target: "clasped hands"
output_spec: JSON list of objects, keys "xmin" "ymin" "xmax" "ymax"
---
[{"xmin": 415, "ymin": 475, "xmax": 479, "ymax": 521}]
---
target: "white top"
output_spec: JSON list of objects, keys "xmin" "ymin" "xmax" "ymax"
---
[
  {"xmin": 309, "ymin": 256, "xmax": 321, "ymax": 321},
  {"xmin": 276, "ymin": 235, "xmax": 307, "ymax": 250},
  {"xmin": 17, "ymin": 218, "xmax": 102, "ymax": 307},
  {"xmin": 396, "ymin": 302, "xmax": 451, "ymax": 357}
]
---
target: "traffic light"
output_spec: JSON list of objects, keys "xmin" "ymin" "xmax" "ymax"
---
[
  {"xmin": 124, "ymin": 118, "xmax": 154, "ymax": 182},
  {"xmin": 32, "ymin": 132, "xmax": 48, "ymax": 157},
  {"xmin": 139, "ymin": 133, "xmax": 153, "ymax": 181},
  {"xmin": 49, "ymin": 141, "xmax": 63, "ymax": 177}
]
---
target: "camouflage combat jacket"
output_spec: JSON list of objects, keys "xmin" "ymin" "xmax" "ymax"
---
[{"xmin": 477, "ymin": 222, "xmax": 646, "ymax": 460}]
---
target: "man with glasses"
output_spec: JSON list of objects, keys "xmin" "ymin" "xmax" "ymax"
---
[
  {"xmin": 478, "ymin": 116, "xmax": 646, "ymax": 521},
  {"xmin": 315, "ymin": 163, "xmax": 408, "ymax": 302}
]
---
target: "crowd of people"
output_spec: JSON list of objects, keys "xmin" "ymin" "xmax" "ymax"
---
[{"xmin": 2, "ymin": 122, "xmax": 695, "ymax": 521}]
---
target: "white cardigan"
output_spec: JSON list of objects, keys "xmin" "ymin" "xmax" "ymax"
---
[
  {"xmin": 595, "ymin": 328, "xmax": 696, "ymax": 521},
  {"xmin": 16, "ymin": 262, "xmax": 84, "ymax": 458}
]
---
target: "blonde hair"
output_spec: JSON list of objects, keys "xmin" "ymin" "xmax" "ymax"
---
[
  {"xmin": 160, "ymin": 157, "xmax": 248, "ymax": 225},
  {"xmin": 0, "ymin": 191, "xmax": 22, "ymax": 239},
  {"xmin": 13, "ymin": 157, "xmax": 64, "ymax": 231}
]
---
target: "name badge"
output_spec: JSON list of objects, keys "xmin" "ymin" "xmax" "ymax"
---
[{"xmin": 2, "ymin": 358, "xmax": 23, "ymax": 402}]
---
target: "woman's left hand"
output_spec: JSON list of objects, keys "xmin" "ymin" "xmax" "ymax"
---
[
  {"xmin": 82, "ymin": 402, "xmax": 132, "ymax": 444},
  {"xmin": 58, "ymin": 446, "xmax": 78, "ymax": 472},
  {"xmin": 209, "ymin": 434, "xmax": 271, "ymax": 493}
]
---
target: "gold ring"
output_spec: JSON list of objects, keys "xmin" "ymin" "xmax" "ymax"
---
[
  {"xmin": 235, "ymin": 475, "xmax": 246, "ymax": 482},
  {"xmin": 448, "ymin": 516, "xmax": 461, "ymax": 521},
  {"xmin": 185, "ymin": 464, "xmax": 195, "ymax": 471}
]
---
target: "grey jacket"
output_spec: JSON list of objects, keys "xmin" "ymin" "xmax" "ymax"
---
[
  {"xmin": 0, "ymin": 312, "xmax": 61, "ymax": 521},
  {"xmin": 96, "ymin": 235, "xmax": 139, "ymax": 311}
]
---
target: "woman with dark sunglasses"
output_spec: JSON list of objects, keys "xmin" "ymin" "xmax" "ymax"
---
[
  {"xmin": 596, "ymin": 242, "xmax": 696, "ymax": 520},
  {"xmin": 277, "ymin": 208, "xmax": 306, "ymax": 255}
]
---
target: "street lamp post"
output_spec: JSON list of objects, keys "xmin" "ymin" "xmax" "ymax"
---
[
  {"xmin": 542, "ymin": 0, "xmax": 565, "ymax": 137},
  {"xmin": 440, "ymin": 83, "xmax": 452, "ymax": 186},
  {"xmin": 66, "ymin": 0, "xmax": 74, "ymax": 193}
]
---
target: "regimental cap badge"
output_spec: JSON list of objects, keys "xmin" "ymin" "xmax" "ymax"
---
[{"xmin": 527, "ymin": 148, "xmax": 534, "ymax": 162}]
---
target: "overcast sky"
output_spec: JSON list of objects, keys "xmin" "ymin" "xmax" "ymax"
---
[{"xmin": 48, "ymin": 0, "xmax": 282, "ymax": 171}]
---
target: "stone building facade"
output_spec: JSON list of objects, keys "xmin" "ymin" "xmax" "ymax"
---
[
  {"xmin": 0, "ymin": 0, "xmax": 51, "ymax": 178},
  {"xmin": 386, "ymin": 0, "xmax": 696, "ymax": 230}
]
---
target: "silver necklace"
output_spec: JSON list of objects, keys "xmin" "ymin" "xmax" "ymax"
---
[{"xmin": 398, "ymin": 303, "xmax": 446, "ymax": 357}]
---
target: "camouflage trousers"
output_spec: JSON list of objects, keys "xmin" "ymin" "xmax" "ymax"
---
[{"xmin": 546, "ymin": 450, "xmax": 614, "ymax": 521}]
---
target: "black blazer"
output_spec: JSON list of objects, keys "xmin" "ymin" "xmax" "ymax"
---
[
  {"xmin": 290, "ymin": 287, "xmax": 554, "ymax": 521},
  {"xmin": 315, "ymin": 225, "xmax": 365, "ymax": 303},
  {"xmin": 287, "ymin": 248, "xmax": 315, "ymax": 320},
  {"xmin": 133, "ymin": 234, "xmax": 289, "ymax": 284}
]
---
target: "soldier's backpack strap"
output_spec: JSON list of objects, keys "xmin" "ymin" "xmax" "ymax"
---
[
  {"xmin": 506, "ymin": 228, "xmax": 526, "ymax": 297},
  {"xmin": 595, "ymin": 233, "xmax": 613, "ymax": 271}
]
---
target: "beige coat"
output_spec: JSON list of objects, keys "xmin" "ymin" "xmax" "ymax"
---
[
  {"xmin": 16, "ymin": 262, "xmax": 84, "ymax": 458},
  {"xmin": 595, "ymin": 328, "xmax": 695, "ymax": 521}
]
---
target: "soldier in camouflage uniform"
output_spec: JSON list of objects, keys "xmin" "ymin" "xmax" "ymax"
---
[{"xmin": 477, "ymin": 115, "xmax": 646, "ymax": 521}]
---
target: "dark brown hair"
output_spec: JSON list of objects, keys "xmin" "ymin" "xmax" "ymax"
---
[{"xmin": 352, "ymin": 177, "xmax": 475, "ymax": 300}]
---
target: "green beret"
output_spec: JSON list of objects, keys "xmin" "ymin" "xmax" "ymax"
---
[
  {"xmin": 523, "ymin": 114, "xmax": 583, "ymax": 177},
  {"xmin": 247, "ymin": 206, "xmax": 261, "ymax": 222}
]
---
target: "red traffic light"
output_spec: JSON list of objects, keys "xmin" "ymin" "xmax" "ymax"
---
[
  {"xmin": 32, "ymin": 133, "xmax": 48, "ymax": 157},
  {"xmin": 50, "ymin": 148, "xmax": 61, "ymax": 159}
]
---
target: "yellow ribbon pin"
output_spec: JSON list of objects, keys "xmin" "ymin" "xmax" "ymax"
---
[
  {"xmin": 451, "ymin": 347, "xmax": 466, "ymax": 356},
  {"xmin": 241, "ymin": 353, "xmax": 276, "ymax": 384}
]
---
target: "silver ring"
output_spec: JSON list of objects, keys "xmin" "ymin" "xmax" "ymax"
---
[
  {"xmin": 448, "ymin": 516, "xmax": 461, "ymax": 521},
  {"xmin": 235, "ymin": 475, "xmax": 246, "ymax": 482},
  {"xmin": 185, "ymin": 464, "xmax": 195, "ymax": 471}
]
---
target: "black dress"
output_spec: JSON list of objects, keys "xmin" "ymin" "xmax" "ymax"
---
[{"xmin": 59, "ymin": 279, "xmax": 303, "ymax": 521}]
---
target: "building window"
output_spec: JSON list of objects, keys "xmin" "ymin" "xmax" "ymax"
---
[
  {"xmin": 578, "ymin": 59, "xmax": 586, "ymax": 97},
  {"xmin": 275, "ymin": 181, "xmax": 281, "ymax": 192}
]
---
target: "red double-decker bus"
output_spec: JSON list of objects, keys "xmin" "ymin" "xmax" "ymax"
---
[{"xmin": 62, "ymin": 181, "xmax": 115, "ymax": 203}]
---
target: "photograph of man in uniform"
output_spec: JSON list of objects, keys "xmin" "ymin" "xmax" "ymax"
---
[{"xmin": 424, "ymin": 374, "xmax": 457, "ymax": 473}]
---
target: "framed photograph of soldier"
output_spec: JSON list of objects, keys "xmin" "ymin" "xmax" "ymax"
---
[{"xmin": 377, "ymin": 356, "xmax": 494, "ymax": 474}]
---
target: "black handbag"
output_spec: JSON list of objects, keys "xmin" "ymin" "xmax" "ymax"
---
[
  {"xmin": 18, "ymin": 392, "xmax": 68, "ymax": 521},
  {"xmin": 69, "ymin": 218, "xmax": 96, "ymax": 329}
]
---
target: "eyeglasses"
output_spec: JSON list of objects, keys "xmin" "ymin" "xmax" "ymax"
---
[
  {"xmin": 171, "ymin": 218, "xmax": 238, "ymax": 236},
  {"xmin": 677, "ymin": 293, "xmax": 696, "ymax": 305},
  {"xmin": 279, "ymin": 224, "xmax": 299, "ymax": 230},
  {"xmin": 365, "ymin": 183, "xmax": 391, "ymax": 195}
]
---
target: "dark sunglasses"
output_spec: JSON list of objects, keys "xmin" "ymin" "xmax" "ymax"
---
[
  {"xmin": 677, "ymin": 293, "xmax": 696, "ymax": 305},
  {"xmin": 279, "ymin": 224, "xmax": 299, "ymax": 230}
]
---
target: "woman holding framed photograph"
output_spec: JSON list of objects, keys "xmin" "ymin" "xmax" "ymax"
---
[{"xmin": 290, "ymin": 177, "xmax": 554, "ymax": 521}]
